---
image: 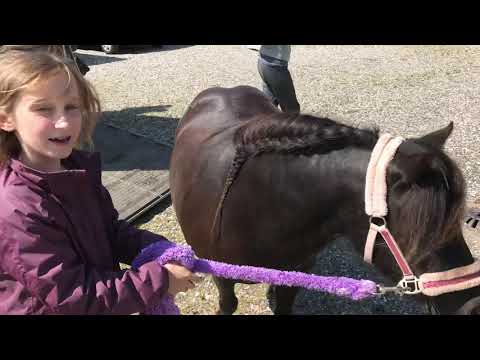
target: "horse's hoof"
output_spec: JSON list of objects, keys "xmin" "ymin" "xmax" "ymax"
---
[
  {"xmin": 215, "ymin": 309, "xmax": 234, "ymax": 315},
  {"xmin": 466, "ymin": 208, "xmax": 480, "ymax": 229},
  {"xmin": 273, "ymin": 309, "xmax": 293, "ymax": 315},
  {"xmin": 266, "ymin": 285, "xmax": 276, "ymax": 311}
]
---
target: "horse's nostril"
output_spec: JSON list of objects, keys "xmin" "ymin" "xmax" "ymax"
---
[
  {"xmin": 455, "ymin": 297, "xmax": 480, "ymax": 315},
  {"xmin": 471, "ymin": 304, "xmax": 480, "ymax": 315}
]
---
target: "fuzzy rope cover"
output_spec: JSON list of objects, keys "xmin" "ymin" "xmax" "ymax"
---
[{"xmin": 132, "ymin": 241, "xmax": 378, "ymax": 315}]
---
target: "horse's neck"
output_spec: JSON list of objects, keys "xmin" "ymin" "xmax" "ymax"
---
[
  {"xmin": 293, "ymin": 147, "xmax": 373, "ymax": 251},
  {"xmin": 318, "ymin": 149, "xmax": 371, "ymax": 246},
  {"xmin": 311, "ymin": 146, "xmax": 371, "ymax": 202}
]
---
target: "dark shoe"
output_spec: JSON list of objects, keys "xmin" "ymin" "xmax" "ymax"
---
[
  {"xmin": 466, "ymin": 208, "xmax": 480, "ymax": 229},
  {"xmin": 75, "ymin": 56, "xmax": 90, "ymax": 76}
]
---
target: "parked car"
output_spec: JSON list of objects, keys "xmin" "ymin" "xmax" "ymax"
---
[
  {"xmin": 75, "ymin": 45, "xmax": 163, "ymax": 54},
  {"xmin": 100, "ymin": 45, "xmax": 120, "ymax": 54}
]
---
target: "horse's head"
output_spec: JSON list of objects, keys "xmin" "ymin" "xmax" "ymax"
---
[{"xmin": 374, "ymin": 122, "xmax": 480, "ymax": 314}]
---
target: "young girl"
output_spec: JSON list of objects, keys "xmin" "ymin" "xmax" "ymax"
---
[{"xmin": 0, "ymin": 49, "xmax": 200, "ymax": 315}]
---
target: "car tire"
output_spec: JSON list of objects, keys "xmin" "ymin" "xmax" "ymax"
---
[{"xmin": 100, "ymin": 45, "xmax": 120, "ymax": 54}]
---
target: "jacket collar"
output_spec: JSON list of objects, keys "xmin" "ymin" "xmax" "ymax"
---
[{"xmin": 7, "ymin": 150, "xmax": 102, "ymax": 195}]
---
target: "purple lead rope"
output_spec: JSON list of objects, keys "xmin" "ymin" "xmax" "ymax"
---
[{"xmin": 132, "ymin": 241, "xmax": 378, "ymax": 315}]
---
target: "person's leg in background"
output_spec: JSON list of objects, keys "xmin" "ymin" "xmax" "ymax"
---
[
  {"xmin": 257, "ymin": 54, "xmax": 300, "ymax": 114},
  {"xmin": 63, "ymin": 46, "xmax": 90, "ymax": 76}
]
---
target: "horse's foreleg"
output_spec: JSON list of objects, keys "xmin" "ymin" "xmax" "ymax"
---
[
  {"xmin": 271, "ymin": 286, "xmax": 299, "ymax": 315},
  {"xmin": 213, "ymin": 277, "xmax": 238, "ymax": 315},
  {"xmin": 270, "ymin": 257, "xmax": 316, "ymax": 315}
]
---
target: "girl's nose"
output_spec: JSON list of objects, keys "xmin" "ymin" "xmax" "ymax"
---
[{"xmin": 54, "ymin": 114, "xmax": 69, "ymax": 128}]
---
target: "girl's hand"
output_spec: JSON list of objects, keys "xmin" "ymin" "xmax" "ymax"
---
[{"xmin": 163, "ymin": 263, "xmax": 203, "ymax": 296}]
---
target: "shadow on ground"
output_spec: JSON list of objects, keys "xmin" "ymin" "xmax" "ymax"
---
[
  {"xmin": 76, "ymin": 53, "xmax": 125, "ymax": 66},
  {"xmin": 91, "ymin": 104, "xmax": 179, "ymax": 172},
  {"xmin": 155, "ymin": 45, "xmax": 195, "ymax": 52},
  {"xmin": 133, "ymin": 195, "xmax": 173, "ymax": 227},
  {"xmin": 100, "ymin": 104, "xmax": 178, "ymax": 144}
]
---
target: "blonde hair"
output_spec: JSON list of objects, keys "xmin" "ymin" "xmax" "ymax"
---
[
  {"xmin": 0, "ymin": 45, "xmax": 67, "ymax": 57},
  {"xmin": 0, "ymin": 48, "xmax": 101, "ymax": 165}
]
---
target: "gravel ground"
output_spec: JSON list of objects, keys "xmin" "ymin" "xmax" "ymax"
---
[{"xmin": 79, "ymin": 45, "xmax": 480, "ymax": 315}]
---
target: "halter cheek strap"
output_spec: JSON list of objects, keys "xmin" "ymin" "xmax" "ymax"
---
[
  {"xmin": 366, "ymin": 222, "xmax": 414, "ymax": 277},
  {"xmin": 364, "ymin": 134, "xmax": 405, "ymax": 265}
]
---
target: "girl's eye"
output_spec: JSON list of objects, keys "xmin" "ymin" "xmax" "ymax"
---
[
  {"xmin": 36, "ymin": 107, "xmax": 52, "ymax": 112},
  {"xmin": 66, "ymin": 104, "xmax": 80, "ymax": 111}
]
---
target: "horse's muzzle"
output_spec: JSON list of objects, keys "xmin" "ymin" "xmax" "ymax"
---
[{"xmin": 455, "ymin": 296, "xmax": 480, "ymax": 315}]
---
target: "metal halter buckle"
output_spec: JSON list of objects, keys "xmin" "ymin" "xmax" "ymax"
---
[
  {"xmin": 376, "ymin": 284, "xmax": 406, "ymax": 296},
  {"xmin": 397, "ymin": 276, "xmax": 422, "ymax": 295},
  {"xmin": 369, "ymin": 216, "xmax": 387, "ymax": 228}
]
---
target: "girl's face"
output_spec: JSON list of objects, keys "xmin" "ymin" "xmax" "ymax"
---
[{"xmin": 0, "ymin": 70, "xmax": 83, "ymax": 172}]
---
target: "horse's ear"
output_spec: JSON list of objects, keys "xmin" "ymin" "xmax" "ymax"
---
[
  {"xmin": 417, "ymin": 122, "xmax": 453, "ymax": 149},
  {"xmin": 395, "ymin": 151, "xmax": 450, "ymax": 191}
]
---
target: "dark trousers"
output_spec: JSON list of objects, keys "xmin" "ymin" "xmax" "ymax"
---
[
  {"xmin": 62, "ymin": 46, "xmax": 90, "ymax": 76},
  {"xmin": 257, "ymin": 54, "xmax": 300, "ymax": 114}
]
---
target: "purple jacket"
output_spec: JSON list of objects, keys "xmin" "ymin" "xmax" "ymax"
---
[{"xmin": 0, "ymin": 150, "xmax": 169, "ymax": 315}]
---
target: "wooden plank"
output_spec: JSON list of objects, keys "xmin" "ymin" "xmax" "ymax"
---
[{"xmin": 92, "ymin": 122, "xmax": 172, "ymax": 221}]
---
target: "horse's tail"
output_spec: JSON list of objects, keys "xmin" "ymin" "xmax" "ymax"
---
[{"xmin": 209, "ymin": 149, "xmax": 248, "ymax": 245}]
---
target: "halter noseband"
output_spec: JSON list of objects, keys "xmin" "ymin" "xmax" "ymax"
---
[{"xmin": 364, "ymin": 134, "xmax": 480, "ymax": 296}]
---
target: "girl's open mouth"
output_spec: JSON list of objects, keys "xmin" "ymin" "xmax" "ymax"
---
[{"xmin": 48, "ymin": 136, "xmax": 71, "ymax": 144}]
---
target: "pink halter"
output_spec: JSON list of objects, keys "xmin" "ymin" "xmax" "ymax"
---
[{"xmin": 364, "ymin": 134, "xmax": 480, "ymax": 296}]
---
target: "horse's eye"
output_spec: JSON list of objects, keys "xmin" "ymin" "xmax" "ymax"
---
[{"xmin": 392, "ymin": 181, "xmax": 409, "ymax": 193}]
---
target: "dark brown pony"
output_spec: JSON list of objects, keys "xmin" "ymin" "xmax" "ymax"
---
[{"xmin": 170, "ymin": 86, "xmax": 480, "ymax": 315}]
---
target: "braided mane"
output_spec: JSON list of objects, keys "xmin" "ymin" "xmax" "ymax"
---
[{"xmin": 210, "ymin": 112, "xmax": 379, "ymax": 241}]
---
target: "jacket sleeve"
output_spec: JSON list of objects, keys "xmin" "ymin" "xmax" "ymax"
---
[
  {"xmin": 0, "ymin": 211, "xmax": 169, "ymax": 315},
  {"xmin": 99, "ymin": 185, "xmax": 172, "ymax": 265}
]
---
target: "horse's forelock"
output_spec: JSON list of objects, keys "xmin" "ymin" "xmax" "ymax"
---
[{"xmin": 389, "ymin": 150, "xmax": 466, "ymax": 267}]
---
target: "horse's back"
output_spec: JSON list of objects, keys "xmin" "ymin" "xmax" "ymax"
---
[{"xmin": 177, "ymin": 86, "xmax": 278, "ymax": 135}]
